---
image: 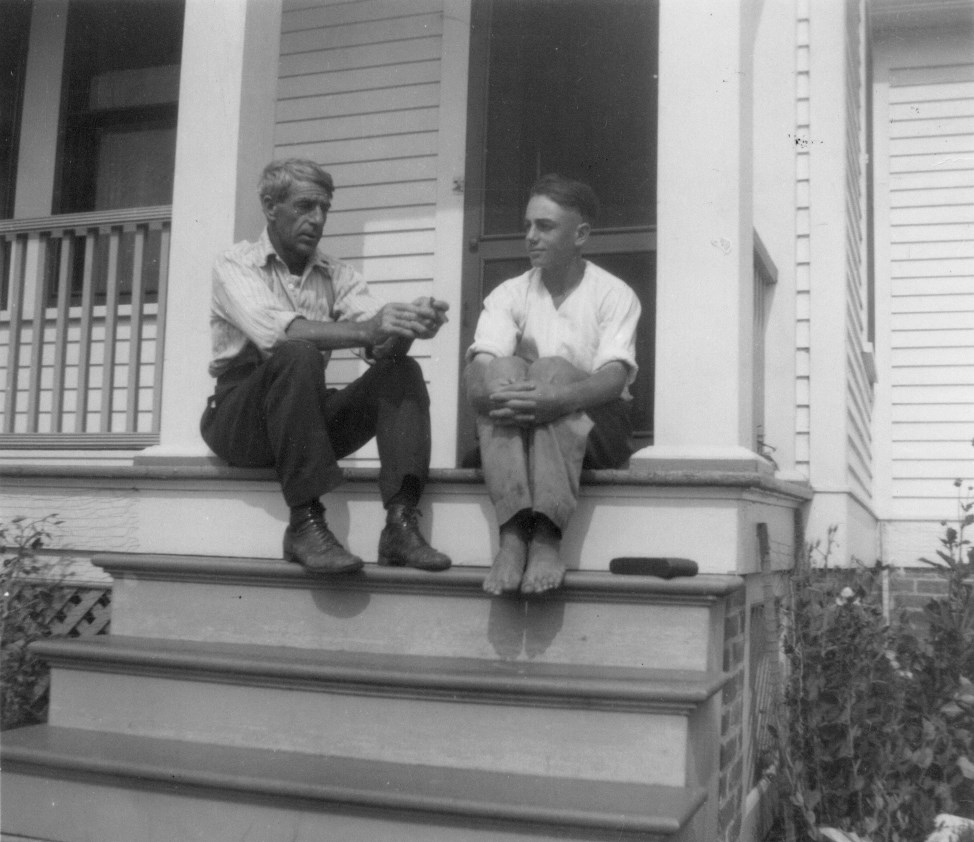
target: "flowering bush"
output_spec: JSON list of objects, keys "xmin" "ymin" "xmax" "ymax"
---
[
  {"xmin": 1, "ymin": 515, "xmax": 64, "ymax": 730},
  {"xmin": 773, "ymin": 477, "xmax": 974, "ymax": 841}
]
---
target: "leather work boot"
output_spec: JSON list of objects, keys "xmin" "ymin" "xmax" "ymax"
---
[
  {"xmin": 377, "ymin": 504, "xmax": 452, "ymax": 571},
  {"xmin": 284, "ymin": 501, "xmax": 364, "ymax": 574}
]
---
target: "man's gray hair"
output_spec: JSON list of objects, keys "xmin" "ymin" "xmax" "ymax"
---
[{"xmin": 259, "ymin": 159, "xmax": 335, "ymax": 205}]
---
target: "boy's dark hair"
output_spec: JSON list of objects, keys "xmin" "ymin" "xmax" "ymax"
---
[{"xmin": 529, "ymin": 174, "xmax": 599, "ymax": 224}]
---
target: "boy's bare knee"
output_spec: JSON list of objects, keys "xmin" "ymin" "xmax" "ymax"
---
[{"xmin": 529, "ymin": 356, "xmax": 586, "ymax": 384}]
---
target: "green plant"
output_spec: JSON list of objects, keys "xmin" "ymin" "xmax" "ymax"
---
[
  {"xmin": 1, "ymin": 514, "xmax": 64, "ymax": 730},
  {"xmin": 772, "ymin": 478, "xmax": 974, "ymax": 842},
  {"xmin": 773, "ymin": 531, "xmax": 914, "ymax": 840},
  {"xmin": 895, "ymin": 479, "xmax": 974, "ymax": 820}
]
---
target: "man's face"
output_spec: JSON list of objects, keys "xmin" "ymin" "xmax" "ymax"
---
[
  {"xmin": 263, "ymin": 179, "xmax": 332, "ymax": 270},
  {"xmin": 523, "ymin": 194, "xmax": 588, "ymax": 273}
]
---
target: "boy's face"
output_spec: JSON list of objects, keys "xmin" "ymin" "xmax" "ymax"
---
[{"xmin": 523, "ymin": 194, "xmax": 589, "ymax": 274}]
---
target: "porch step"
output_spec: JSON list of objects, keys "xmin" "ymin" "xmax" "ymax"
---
[
  {"xmin": 0, "ymin": 725, "xmax": 708, "ymax": 842},
  {"xmin": 97, "ymin": 553, "xmax": 743, "ymax": 671},
  {"xmin": 0, "ymin": 470, "xmax": 763, "ymax": 842},
  {"xmin": 0, "ymin": 463, "xmax": 809, "ymax": 573},
  {"xmin": 37, "ymin": 635, "xmax": 728, "ymax": 786}
]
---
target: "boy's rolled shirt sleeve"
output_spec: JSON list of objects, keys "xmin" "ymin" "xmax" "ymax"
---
[
  {"xmin": 592, "ymin": 285, "xmax": 641, "ymax": 385},
  {"xmin": 465, "ymin": 284, "xmax": 520, "ymax": 363}
]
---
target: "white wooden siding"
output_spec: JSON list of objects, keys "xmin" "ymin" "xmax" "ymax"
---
[
  {"xmin": 274, "ymin": 0, "xmax": 444, "ymax": 463},
  {"xmin": 797, "ymin": 0, "xmax": 874, "ymax": 500},
  {"xmin": 878, "ymin": 44, "xmax": 974, "ymax": 526},
  {"xmin": 843, "ymin": 0, "xmax": 873, "ymax": 505},
  {"xmin": 795, "ymin": 0, "xmax": 812, "ymax": 473}
]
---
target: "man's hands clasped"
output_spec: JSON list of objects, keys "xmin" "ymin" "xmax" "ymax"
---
[{"xmin": 370, "ymin": 297, "xmax": 449, "ymax": 359}]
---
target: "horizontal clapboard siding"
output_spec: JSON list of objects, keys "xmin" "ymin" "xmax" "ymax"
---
[
  {"xmin": 885, "ymin": 57, "xmax": 974, "ymax": 518},
  {"xmin": 794, "ymin": 0, "xmax": 811, "ymax": 473},
  {"xmin": 275, "ymin": 0, "xmax": 445, "ymax": 464},
  {"xmin": 843, "ymin": 0, "xmax": 872, "ymax": 505}
]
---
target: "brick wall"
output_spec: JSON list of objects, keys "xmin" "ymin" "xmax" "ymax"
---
[
  {"xmin": 718, "ymin": 586, "xmax": 747, "ymax": 842},
  {"xmin": 889, "ymin": 565, "xmax": 951, "ymax": 617}
]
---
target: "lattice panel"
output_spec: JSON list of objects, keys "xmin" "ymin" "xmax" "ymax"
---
[
  {"xmin": 24, "ymin": 586, "xmax": 112, "ymax": 720},
  {"xmin": 47, "ymin": 586, "xmax": 112, "ymax": 637}
]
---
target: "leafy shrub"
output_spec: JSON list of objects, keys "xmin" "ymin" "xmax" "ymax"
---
[
  {"xmin": 1, "ymin": 515, "xmax": 64, "ymax": 730},
  {"xmin": 895, "ymin": 480, "xmax": 974, "ymax": 822},
  {"xmin": 774, "ymin": 477, "xmax": 974, "ymax": 841}
]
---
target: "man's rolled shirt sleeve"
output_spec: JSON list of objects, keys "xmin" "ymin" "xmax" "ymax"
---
[
  {"xmin": 331, "ymin": 262, "xmax": 383, "ymax": 324},
  {"xmin": 212, "ymin": 252, "xmax": 301, "ymax": 354}
]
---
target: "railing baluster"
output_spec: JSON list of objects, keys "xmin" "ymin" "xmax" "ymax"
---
[
  {"xmin": 25, "ymin": 232, "xmax": 49, "ymax": 432},
  {"xmin": 151, "ymin": 222, "xmax": 171, "ymax": 434},
  {"xmin": 74, "ymin": 229, "xmax": 97, "ymax": 433},
  {"xmin": 50, "ymin": 231, "xmax": 75, "ymax": 432},
  {"xmin": 3, "ymin": 235, "xmax": 26, "ymax": 433},
  {"xmin": 99, "ymin": 225, "xmax": 121, "ymax": 432},
  {"xmin": 0, "ymin": 207, "xmax": 170, "ymax": 448},
  {"xmin": 126, "ymin": 224, "xmax": 146, "ymax": 432},
  {"xmin": 0, "ymin": 236, "xmax": 7, "ymax": 309}
]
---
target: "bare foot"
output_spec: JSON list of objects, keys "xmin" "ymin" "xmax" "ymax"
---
[
  {"xmin": 483, "ymin": 523, "xmax": 529, "ymax": 595},
  {"xmin": 520, "ymin": 524, "xmax": 565, "ymax": 595}
]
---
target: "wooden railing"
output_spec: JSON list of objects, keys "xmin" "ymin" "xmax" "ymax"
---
[{"xmin": 0, "ymin": 207, "xmax": 171, "ymax": 449}]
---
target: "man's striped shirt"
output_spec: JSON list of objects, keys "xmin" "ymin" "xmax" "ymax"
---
[{"xmin": 209, "ymin": 228, "xmax": 381, "ymax": 377}]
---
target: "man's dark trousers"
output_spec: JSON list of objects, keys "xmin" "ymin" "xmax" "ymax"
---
[{"xmin": 200, "ymin": 340, "xmax": 431, "ymax": 508}]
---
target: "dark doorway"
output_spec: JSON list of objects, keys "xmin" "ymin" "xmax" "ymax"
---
[{"xmin": 458, "ymin": 0, "xmax": 658, "ymax": 463}]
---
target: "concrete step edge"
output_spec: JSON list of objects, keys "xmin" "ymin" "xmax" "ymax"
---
[
  {"xmin": 33, "ymin": 636, "xmax": 730, "ymax": 713},
  {"xmin": 2, "ymin": 725, "xmax": 707, "ymax": 837},
  {"xmin": 0, "ymin": 461, "xmax": 813, "ymax": 501},
  {"xmin": 94, "ymin": 554, "xmax": 744, "ymax": 604}
]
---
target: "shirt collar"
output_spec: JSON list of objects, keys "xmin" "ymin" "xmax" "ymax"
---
[{"xmin": 256, "ymin": 228, "xmax": 333, "ymax": 276}]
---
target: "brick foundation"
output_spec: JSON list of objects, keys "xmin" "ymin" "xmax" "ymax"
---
[{"xmin": 718, "ymin": 586, "xmax": 747, "ymax": 842}]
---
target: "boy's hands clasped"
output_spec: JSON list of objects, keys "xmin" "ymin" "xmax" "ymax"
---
[{"xmin": 487, "ymin": 380, "xmax": 567, "ymax": 427}]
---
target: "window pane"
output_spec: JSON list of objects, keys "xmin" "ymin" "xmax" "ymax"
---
[
  {"xmin": 95, "ymin": 124, "xmax": 177, "ymax": 209},
  {"xmin": 0, "ymin": 0, "xmax": 32, "ymax": 218},
  {"xmin": 483, "ymin": 0, "xmax": 658, "ymax": 235},
  {"xmin": 56, "ymin": 0, "xmax": 184, "ymax": 213}
]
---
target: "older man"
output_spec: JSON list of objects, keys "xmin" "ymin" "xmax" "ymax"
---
[
  {"xmin": 201, "ymin": 159, "xmax": 451, "ymax": 575},
  {"xmin": 464, "ymin": 175, "xmax": 641, "ymax": 596}
]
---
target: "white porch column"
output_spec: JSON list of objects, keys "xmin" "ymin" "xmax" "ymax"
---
[
  {"xmin": 753, "ymin": 0, "xmax": 799, "ymax": 477},
  {"xmin": 10, "ymin": 0, "xmax": 66, "ymax": 318},
  {"xmin": 145, "ymin": 0, "xmax": 282, "ymax": 457},
  {"xmin": 429, "ymin": 0, "xmax": 472, "ymax": 469},
  {"xmin": 14, "ymin": 0, "xmax": 68, "ymax": 220},
  {"xmin": 633, "ymin": 0, "xmax": 764, "ymax": 472}
]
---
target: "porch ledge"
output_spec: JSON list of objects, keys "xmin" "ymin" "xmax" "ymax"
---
[
  {"xmin": 0, "ymin": 460, "xmax": 813, "ymax": 501},
  {"xmin": 94, "ymin": 552, "xmax": 746, "ymax": 602},
  {"xmin": 32, "ymin": 635, "xmax": 731, "ymax": 713}
]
